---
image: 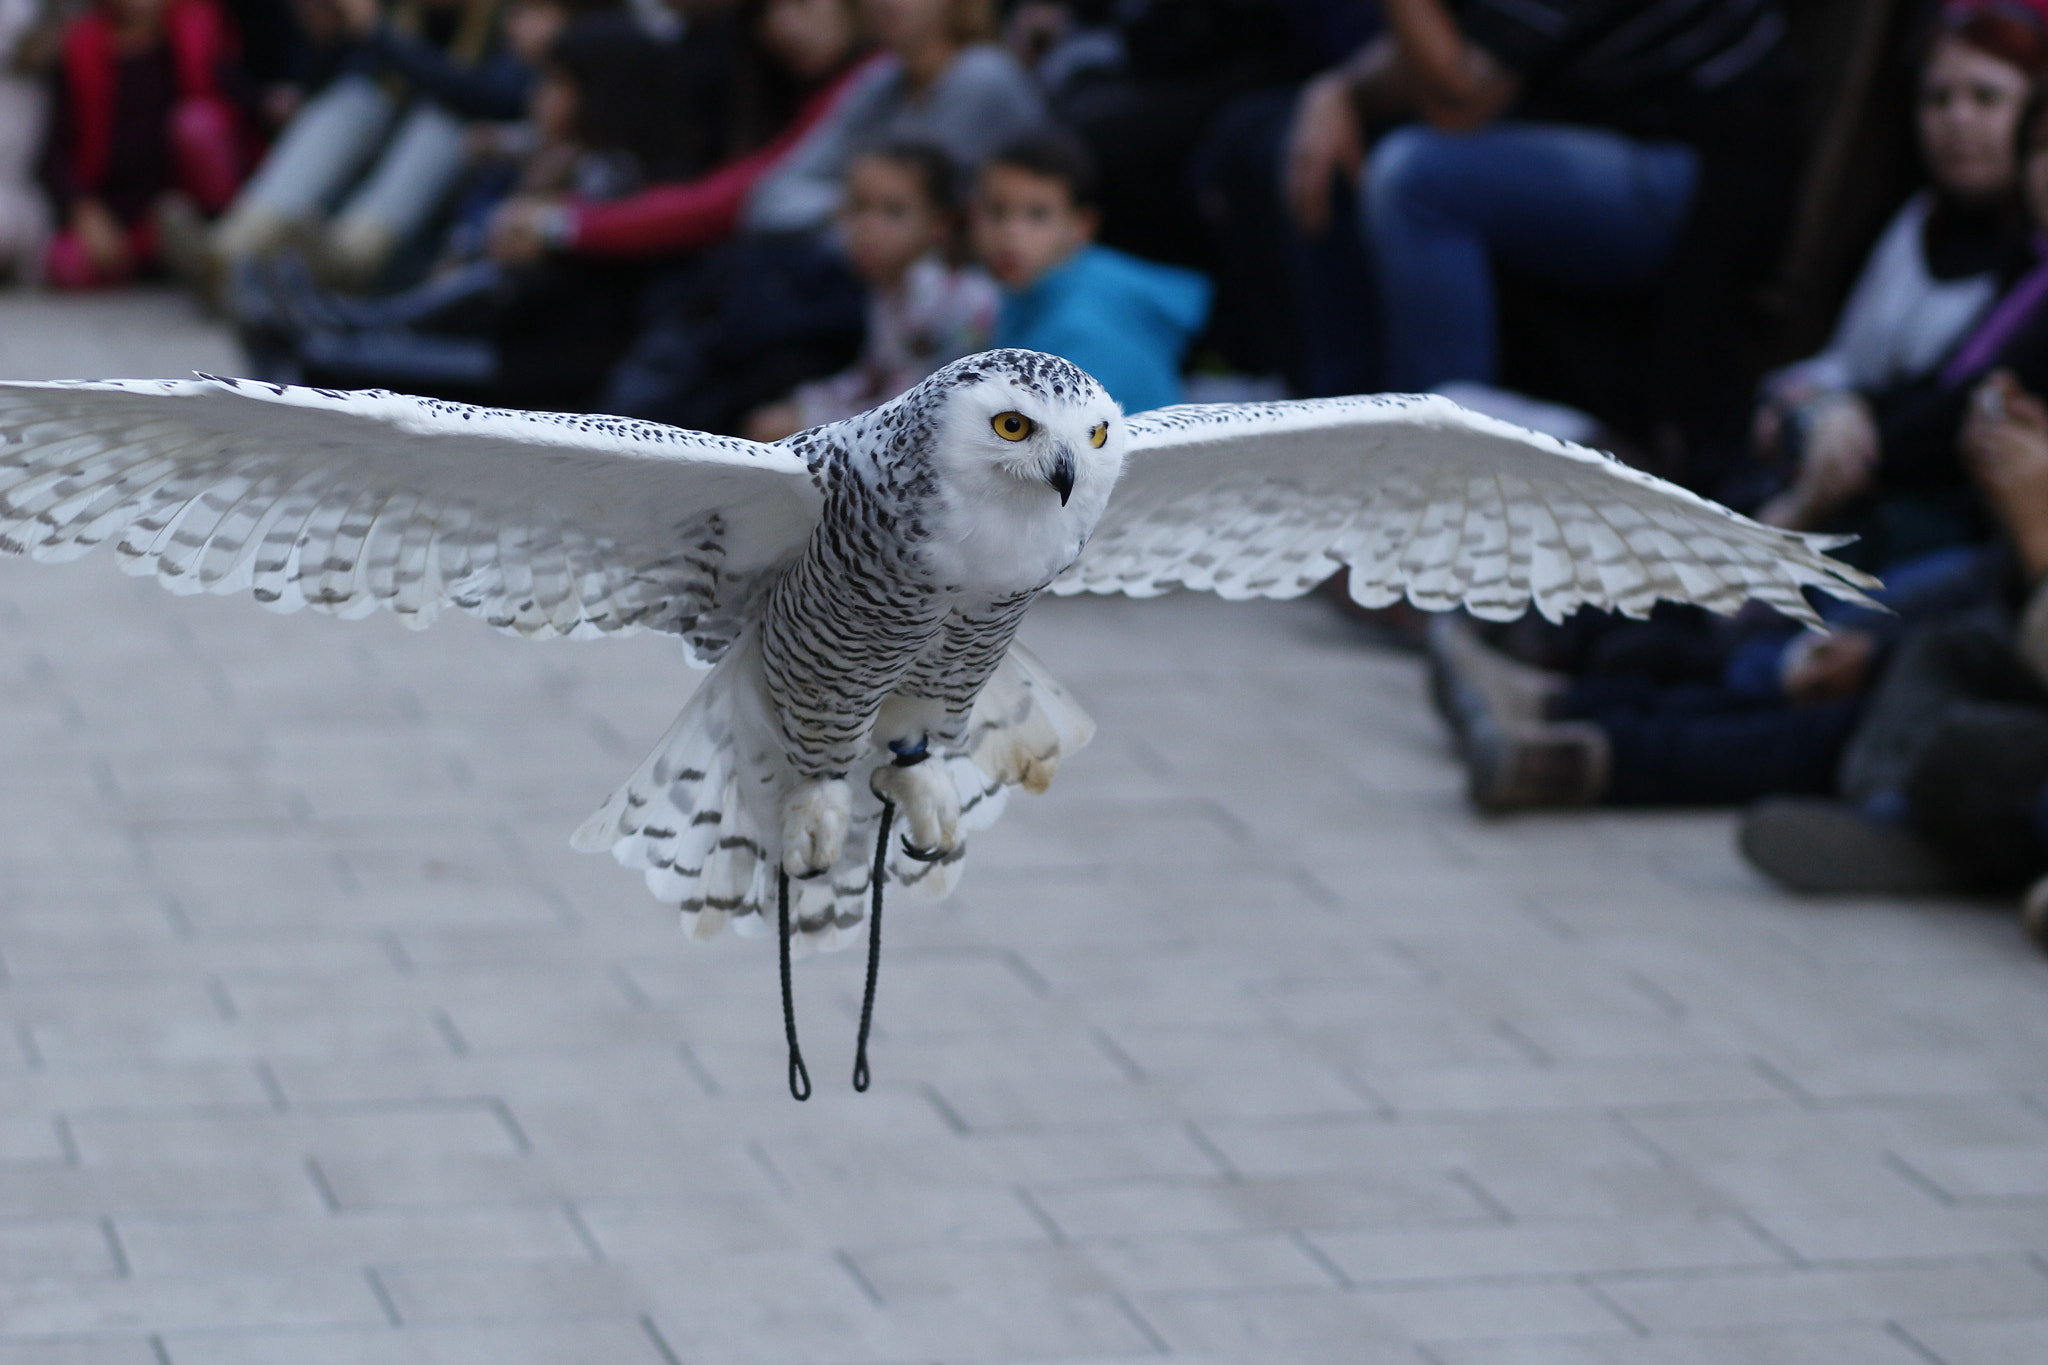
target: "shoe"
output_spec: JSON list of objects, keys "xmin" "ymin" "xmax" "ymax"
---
[
  {"xmin": 1738, "ymin": 797, "xmax": 1957, "ymax": 894},
  {"xmin": 1426, "ymin": 612, "xmax": 1568, "ymax": 744},
  {"xmin": 320, "ymin": 216, "xmax": 396, "ymax": 290},
  {"xmin": 154, "ymin": 193, "xmax": 223, "ymax": 306},
  {"xmin": 1464, "ymin": 716, "xmax": 1609, "ymax": 810},
  {"xmin": 2022, "ymin": 877, "xmax": 2048, "ymax": 953}
]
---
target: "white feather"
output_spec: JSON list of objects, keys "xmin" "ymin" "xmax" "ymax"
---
[{"xmin": 1058, "ymin": 392, "xmax": 1879, "ymax": 626}]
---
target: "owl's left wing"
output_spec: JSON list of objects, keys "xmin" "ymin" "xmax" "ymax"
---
[{"xmin": 1053, "ymin": 393, "xmax": 1879, "ymax": 625}]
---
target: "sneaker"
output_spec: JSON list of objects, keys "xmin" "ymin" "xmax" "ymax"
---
[
  {"xmin": 1737, "ymin": 797, "xmax": 1957, "ymax": 894},
  {"xmin": 1426, "ymin": 612, "xmax": 1568, "ymax": 745},
  {"xmin": 154, "ymin": 193, "xmax": 221, "ymax": 305},
  {"xmin": 2023, "ymin": 876, "xmax": 2048, "ymax": 953},
  {"xmin": 1464, "ymin": 717, "xmax": 1610, "ymax": 810}
]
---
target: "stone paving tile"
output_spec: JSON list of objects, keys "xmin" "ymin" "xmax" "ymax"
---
[
  {"xmin": 0, "ymin": 1221, "xmax": 119, "ymax": 1280},
  {"xmin": 0, "ymin": 1269, "xmax": 385, "ymax": 1335},
  {"xmin": 112, "ymin": 1205, "xmax": 595, "ymax": 1274},
  {"xmin": 1595, "ymin": 1258, "xmax": 2048, "ymax": 1331},
  {"xmin": 1136, "ymin": 1281, "xmax": 1631, "ymax": 1351},
  {"xmin": 1898, "ymin": 1314, "xmax": 2048, "ymax": 1365},
  {"xmin": 0, "ymin": 1161, "xmax": 326, "ymax": 1220},
  {"xmin": 1428, "ymin": 1327, "xmax": 1941, "ymax": 1365},
  {"xmin": 6, "ymin": 296, "xmax": 2048, "ymax": 1362},
  {"xmin": 1306, "ymin": 1215, "xmax": 1785, "ymax": 1284},
  {"xmin": 159, "ymin": 1320, "xmax": 677, "ymax": 1365},
  {"xmin": 0, "ymin": 1344, "xmax": 165, "ymax": 1365},
  {"xmin": 1024, "ymin": 1172, "xmax": 1491, "ymax": 1238}
]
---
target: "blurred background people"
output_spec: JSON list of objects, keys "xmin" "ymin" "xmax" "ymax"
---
[
  {"xmin": 38, "ymin": 0, "xmax": 256, "ymax": 288},
  {"xmin": 0, "ymin": 0, "xmax": 54, "ymax": 280},
  {"xmin": 741, "ymin": 138, "xmax": 996, "ymax": 440},
  {"xmin": 208, "ymin": 0, "xmax": 575, "ymax": 288},
  {"xmin": 971, "ymin": 129, "xmax": 1207, "ymax": 414}
]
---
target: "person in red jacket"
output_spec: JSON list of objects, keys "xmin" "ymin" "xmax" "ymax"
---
[{"xmin": 39, "ymin": 0, "xmax": 254, "ymax": 288}]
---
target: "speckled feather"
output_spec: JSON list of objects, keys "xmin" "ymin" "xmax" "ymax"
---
[{"xmin": 1057, "ymin": 392, "xmax": 1879, "ymax": 626}]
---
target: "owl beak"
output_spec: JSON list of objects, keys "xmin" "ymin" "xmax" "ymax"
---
[{"xmin": 1046, "ymin": 449, "xmax": 1075, "ymax": 506}]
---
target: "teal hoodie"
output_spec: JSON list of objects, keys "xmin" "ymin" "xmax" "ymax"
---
[{"xmin": 995, "ymin": 245, "xmax": 1212, "ymax": 414}]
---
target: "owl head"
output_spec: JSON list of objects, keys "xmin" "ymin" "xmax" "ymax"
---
[{"xmin": 910, "ymin": 349, "xmax": 1128, "ymax": 591}]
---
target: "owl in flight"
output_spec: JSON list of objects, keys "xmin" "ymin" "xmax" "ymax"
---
[{"xmin": 0, "ymin": 350, "xmax": 1875, "ymax": 1096}]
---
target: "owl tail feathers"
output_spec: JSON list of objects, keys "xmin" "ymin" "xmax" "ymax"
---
[
  {"xmin": 966, "ymin": 642, "xmax": 1097, "ymax": 796},
  {"xmin": 571, "ymin": 640, "xmax": 1097, "ymax": 949},
  {"xmin": 571, "ymin": 641, "xmax": 799, "ymax": 944}
]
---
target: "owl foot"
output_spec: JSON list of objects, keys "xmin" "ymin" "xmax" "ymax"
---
[
  {"xmin": 870, "ymin": 752, "xmax": 960, "ymax": 859},
  {"xmin": 781, "ymin": 777, "xmax": 851, "ymax": 878}
]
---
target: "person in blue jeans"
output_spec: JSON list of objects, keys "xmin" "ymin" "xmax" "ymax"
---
[{"xmin": 1273, "ymin": 0, "xmax": 1797, "ymax": 473}]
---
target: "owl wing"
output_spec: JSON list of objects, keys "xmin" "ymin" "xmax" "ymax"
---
[
  {"xmin": 0, "ymin": 378, "xmax": 824, "ymax": 661},
  {"xmin": 1054, "ymin": 393, "xmax": 1879, "ymax": 625}
]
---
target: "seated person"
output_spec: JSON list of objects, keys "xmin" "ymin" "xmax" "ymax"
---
[
  {"xmin": 742, "ymin": 141, "xmax": 998, "ymax": 441},
  {"xmin": 1421, "ymin": 2, "xmax": 2048, "ymax": 814},
  {"xmin": 243, "ymin": 13, "xmax": 691, "ymax": 408},
  {"xmin": 1276, "ymin": 0, "xmax": 1799, "ymax": 468},
  {"xmin": 576, "ymin": 0, "xmax": 1049, "ymax": 430},
  {"xmin": 1764, "ymin": 74, "xmax": 2048, "ymax": 570},
  {"xmin": 210, "ymin": 0, "xmax": 597, "ymax": 286},
  {"xmin": 500, "ymin": 0, "xmax": 1044, "ymax": 266},
  {"xmin": 971, "ymin": 130, "xmax": 1208, "ymax": 415},
  {"xmin": 38, "ymin": 0, "xmax": 255, "ymax": 289},
  {"xmin": 1742, "ymin": 368, "xmax": 2048, "ymax": 935},
  {"xmin": 1753, "ymin": 2, "xmax": 2044, "ymax": 491},
  {"xmin": 0, "ymin": 0, "xmax": 54, "ymax": 281}
]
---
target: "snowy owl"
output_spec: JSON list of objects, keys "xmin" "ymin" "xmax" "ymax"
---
[{"xmin": 0, "ymin": 350, "xmax": 1875, "ymax": 1096}]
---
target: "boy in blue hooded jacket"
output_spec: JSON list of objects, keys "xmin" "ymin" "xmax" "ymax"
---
[{"xmin": 971, "ymin": 131, "xmax": 1210, "ymax": 414}]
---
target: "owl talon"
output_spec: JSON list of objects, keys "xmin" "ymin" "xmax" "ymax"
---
[
  {"xmin": 782, "ymin": 778, "xmax": 852, "ymax": 878},
  {"xmin": 870, "ymin": 756, "xmax": 960, "ymax": 859}
]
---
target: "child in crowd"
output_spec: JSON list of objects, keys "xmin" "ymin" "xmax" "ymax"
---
[
  {"xmin": 742, "ymin": 141, "xmax": 996, "ymax": 441},
  {"xmin": 970, "ymin": 130, "xmax": 1207, "ymax": 414},
  {"xmin": 38, "ymin": 0, "xmax": 254, "ymax": 288}
]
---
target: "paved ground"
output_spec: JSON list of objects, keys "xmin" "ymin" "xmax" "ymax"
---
[{"xmin": 3, "ymin": 291, "xmax": 2047, "ymax": 1364}]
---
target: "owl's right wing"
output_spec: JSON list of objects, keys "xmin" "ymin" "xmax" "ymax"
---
[
  {"xmin": 1057, "ymin": 393, "xmax": 1879, "ymax": 626},
  {"xmin": 0, "ymin": 378, "xmax": 825, "ymax": 662}
]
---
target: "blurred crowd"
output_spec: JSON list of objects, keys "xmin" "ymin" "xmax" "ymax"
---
[{"xmin": 7, "ymin": 0, "xmax": 2048, "ymax": 939}]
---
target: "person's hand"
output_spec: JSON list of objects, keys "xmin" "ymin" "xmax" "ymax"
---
[
  {"xmin": 1782, "ymin": 628, "xmax": 1877, "ymax": 703},
  {"xmin": 1800, "ymin": 397, "xmax": 1880, "ymax": 508},
  {"xmin": 1759, "ymin": 396, "xmax": 1878, "ymax": 529},
  {"xmin": 486, "ymin": 198, "xmax": 553, "ymax": 264},
  {"xmin": 261, "ymin": 83, "xmax": 305, "ymax": 128},
  {"xmin": 333, "ymin": 0, "xmax": 379, "ymax": 38},
  {"xmin": 1964, "ymin": 369, "xmax": 2048, "ymax": 577},
  {"xmin": 1004, "ymin": 1, "xmax": 1069, "ymax": 68},
  {"xmin": 743, "ymin": 402, "xmax": 803, "ymax": 444},
  {"xmin": 71, "ymin": 199, "xmax": 130, "ymax": 278},
  {"xmin": 1751, "ymin": 380, "xmax": 1823, "ymax": 456},
  {"xmin": 1284, "ymin": 72, "xmax": 1365, "ymax": 237}
]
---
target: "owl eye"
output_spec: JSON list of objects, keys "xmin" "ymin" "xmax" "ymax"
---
[
  {"xmin": 1089, "ymin": 421, "xmax": 1108, "ymax": 449},
  {"xmin": 991, "ymin": 411, "xmax": 1034, "ymax": 442}
]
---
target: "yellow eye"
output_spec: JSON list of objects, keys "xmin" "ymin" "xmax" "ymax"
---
[
  {"xmin": 991, "ymin": 411, "xmax": 1034, "ymax": 442},
  {"xmin": 1089, "ymin": 421, "xmax": 1108, "ymax": 449}
]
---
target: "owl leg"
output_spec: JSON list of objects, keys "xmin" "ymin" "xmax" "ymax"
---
[
  {"xmin": 781, "ymin": 777, "xmax": 852, "ymax": 878},
  {"xmin": 870, "ymin": 743, "xmax": 960, "ymax": 859}
]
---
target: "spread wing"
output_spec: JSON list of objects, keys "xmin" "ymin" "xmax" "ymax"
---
[
  {"xmin": 1055, "ymin": 393, "xmax": 1879, "ymax": 625},
  {"xmin": 0, "ymin": 378, "xmax": 823, "ymax": 661}
]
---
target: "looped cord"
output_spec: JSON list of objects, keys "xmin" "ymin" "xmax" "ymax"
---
[
  {"xmin": 852, "ymin": 797, "xmax": 894, "ymax": 1091},
  {"xmin": 778, "ymin": 868, "xmax": 811, "ymax": 1101}
]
